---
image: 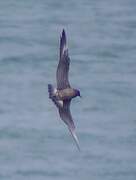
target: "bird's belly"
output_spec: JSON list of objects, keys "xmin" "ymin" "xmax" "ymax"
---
[{"xmin": 57, "ymin": 88, "xmax": 76, "ymax": 100}]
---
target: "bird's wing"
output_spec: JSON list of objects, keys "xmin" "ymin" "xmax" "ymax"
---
[
  {"xmin": 48, "ymin": 84, "xmax": 63, "ymax": 109},
  {"xmin": 56, "ymin": 29, "xmax": 71, "ymax": 90},
  {"xmin": 59, "ymin": 100, "xmax": 80, "ymax": 150}
]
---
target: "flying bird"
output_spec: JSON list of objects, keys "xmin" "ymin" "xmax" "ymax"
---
[{"xmin": 48, "ymin": 29, "xmax": 81, "ymax": 150}]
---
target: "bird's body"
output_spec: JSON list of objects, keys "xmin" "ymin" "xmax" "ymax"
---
[
  {"xmin": 48, "ymin": 29, "xmax": 81, "ymax": 150},
  {"xmin": 55, "ymin": 88, "xmax": 78, "ymax": 100}
]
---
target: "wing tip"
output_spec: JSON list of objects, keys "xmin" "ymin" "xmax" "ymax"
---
[
  {"xmin": 62, "ymin": 28, "xmax": 66, "ymax": 37},
  {"xmin": 60, "ymin": 28, "xmax": 68, "ymax": 58},
  {"xmin": 61, "ymin": 28, "xmax": 66, "ymax": 45},
  {"xmin": 68, "ymin": 127, "xmax": 81, "ymax": 151}
]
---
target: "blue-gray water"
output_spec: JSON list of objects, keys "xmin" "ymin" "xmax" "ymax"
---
[{"xmin": 0, "ymin": 0, "xmax": 136, "ymax": 180}]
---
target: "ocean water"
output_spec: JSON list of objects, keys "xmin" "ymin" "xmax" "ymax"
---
[{"xmin": 0, "ymin": 0, "xmax": 136, "ymax": 179}]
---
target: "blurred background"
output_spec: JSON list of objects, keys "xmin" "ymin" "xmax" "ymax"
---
[{"xmin": 0, "ymin": 0, "xmax": 136, "ymax": 180}]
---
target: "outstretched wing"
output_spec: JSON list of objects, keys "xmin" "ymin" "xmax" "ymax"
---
[
  {"xmin": 59, "ymin": 100, "xmax": 80, "ymax": 150},
  {"xmin": 56, "ymin": 29, "xmax": 71, "ymax": 90}
]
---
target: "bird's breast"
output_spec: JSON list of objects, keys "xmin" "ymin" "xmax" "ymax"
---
[{"xmin": 57, "ymin": 88, "xmax": 76, "ymax": 100}]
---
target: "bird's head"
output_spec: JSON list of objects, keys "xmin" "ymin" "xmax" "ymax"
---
[{"xmin": 75, "ymin": 89, "xmax": 81, "ymax": 98}]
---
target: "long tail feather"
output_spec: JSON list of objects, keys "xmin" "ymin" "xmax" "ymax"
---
[{"xmin": 68, "ymin": 127, "xmax": 80, "ymax": 151}]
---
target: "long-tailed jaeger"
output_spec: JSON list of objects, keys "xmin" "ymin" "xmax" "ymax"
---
[{"xmin": 48, "ymin": 29, "xmax": 81, "ymax": 150}]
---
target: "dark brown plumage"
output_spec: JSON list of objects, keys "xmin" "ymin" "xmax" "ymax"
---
[
  {"xmin": 57, "ymin": 88, "xmax": 78, "ymax": 100},
  {"xmin": 48, "ymin": 29, "xmax": 81, "ymax": 150}
]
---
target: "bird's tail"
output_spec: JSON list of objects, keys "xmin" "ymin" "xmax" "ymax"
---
[
  {"xmin": 68, "ymin": 127, "xmax": 80, "ymax": 151},
  {"xmin": 48, "ymin": 84, "xmax": 56, "ymax": 98}
]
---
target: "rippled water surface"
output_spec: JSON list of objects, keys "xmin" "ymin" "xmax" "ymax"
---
[{"xmin": 0, "ymin": 0, "xmax": 136, "ymax": 180}]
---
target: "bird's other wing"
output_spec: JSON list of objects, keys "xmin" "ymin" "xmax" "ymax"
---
[
  {"xmin": 59, "ymin": 100, "xmax": 80, "ymax": 151},
  {"xmin": 56, "ymin": 29, "xmax": 71, "ymax": 90},
  {"xmin": 48, "ymin": 84, "xmax": 63, "ymax": 109}
]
